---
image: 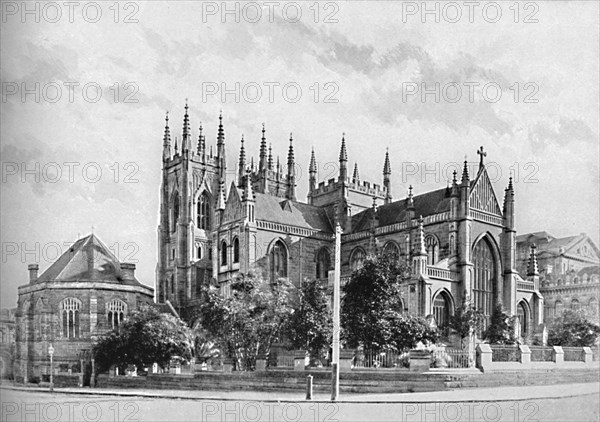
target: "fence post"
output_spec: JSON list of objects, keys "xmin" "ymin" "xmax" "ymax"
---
[
  {"xmin": 476, "ymin": 344, "xmax": 492, "ymax": 372},
  {"xmin": 582, "ymin": 347, "xmax": 592, "ymax": 365},
  {"xmin": 553, "ymin": 346, "xmax": 564, "ymax": 365},
  {"xmin": 409, "ymin": 349, "xmax": 431, "ymax": 372},
  {"xmin": 519, "ymin": 345, "xmax": 531, "ymax": 366},
  {"xmin": 293, "ymin": 350, "xmax": 307, "ymax": 371},
  {"xmin": 306, "ymin": 375, "xmax": 313, "ymax": 400}
]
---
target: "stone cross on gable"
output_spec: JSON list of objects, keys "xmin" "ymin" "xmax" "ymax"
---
[{"xmin": 477, "ymin": 146, "xmax": 487, "ymax": 168}]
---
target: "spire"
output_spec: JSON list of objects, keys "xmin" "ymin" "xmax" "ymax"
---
[
  {"xmin": 527, "ymin": 244, "xmax": 539, "ymax": 276},
  {"xmin": 182, "ymin": 100, "xmax": 191, "ymax": 151},
  {"xmin": 286, "ymin": 133, "xmax": 296, "ymax": 201},
  {"xmin": 352, "ymin": 163, "xmax": 360, "ymax": 184},
  {"xmin": 451, "ymin": 170, "xmax": 459, "ymax": 196},
  {"xmin": 309, "ymin": 148, "xmax": 317, "ymax": 174},
  {"xmin": 339, "ymin": 133, "xmax": 348, "ymax": 161},
  {"xmin": 407, "ymin": 185, "xmax": 414, "ymax": 209},
  {"xmin": 242, "ymin": 169, "xmax": 255, "ymax": 202},
  {"xmin": 461, "ymin": 159, "xmax": 470, "ymax": 184},
  {"xmin": 217, "ymin": 109, "xmax": 224, "ymax": 145},
  {"xmin": 276, "ymin": 156, "xmax": 281, "ymax": 180},
  {"xmin": 268, "ymin": 143, "xmax": 273, "ymax": 170},
  {"xmin": 287, "ymin": 133, "xmax": 295, "ymax": 165},
  {"xmin": 238, "ymin": 134, "xmax": 246, "ymax": 188},
  {"xmin": 162, "ymin": 111, "xmax": 171, "ymax": 161},
  {"xmin": 174, "ymin": 136, "xmax": 179, "ymax": 155},
  {"xmin": 383, "ymin": 149, "xmax": 391, "ymax": 175},
  {"xmin": 196, "ymin": 122, "xmax": 205, "ymax": 156},
  {"xmin": 259, "ymin": 123, "xmax": 267, "ymax": 171},
  {"xmin": 217, "ymin": 182, "xmax": 226, "ymax": 210}
]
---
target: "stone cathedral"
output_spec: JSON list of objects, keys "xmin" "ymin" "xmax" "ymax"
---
[{"xmin": 157, "ymin": 105, "xmax": 544, "ymax": 338}]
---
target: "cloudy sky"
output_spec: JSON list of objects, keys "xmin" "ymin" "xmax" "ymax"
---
[{"xmin": 1, "ymin": 1, "xmax": 598, "ymax": 308}]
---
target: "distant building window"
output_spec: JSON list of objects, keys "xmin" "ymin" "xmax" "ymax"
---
[
  {"xmin": 270, "ymin": 240, "xmax": 288, "ymax": 281},
  {"xmin": 383, "ymin": 242, "xmax": 400, "ymax": 263},
  {"xmin": 350, "ymin": 248, "xmax": 366, "ymax": 271},
  {"xmin": 107, "ymin": 300, "xmax": 127, "ymax": 331},
  {"xmin": 554, "ymin": 300, "xmax": 564, "ymax": 317},
  {"xmin": 221, "ymin": 241, "xmax": 228, "ymax": 266},
  {"xmin": 172, "ymin": 192, "xmax": 180, "ymax": 232},
  {"xmin": 61, "ymin": 298, "xmax": 81, "ymax": 339},
  {"xmin": 316, "ymin": 247, "xmax": 330, "ymax": 280},
  {"xmin": 233, "ymin": 238, "xmax": 240, "ymax": 263},
  {"xmin": 197, "ymin": 192, "xmax": 211, "ymax": 230},
  {"xmin": 571, "ymin": 299, "xmax": 580, "ymax": 310},
  {"xmin": 425, "ymin": 235, "xmax": 439, "ymax": 265}
]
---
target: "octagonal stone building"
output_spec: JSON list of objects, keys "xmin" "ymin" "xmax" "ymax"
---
[{"xmin": 14, "ymin": 234, "xmax": 154, "ymax": 382}]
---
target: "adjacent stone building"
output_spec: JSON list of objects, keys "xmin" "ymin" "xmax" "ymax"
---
[
  {"xmin": 156, "ymin": 106, "xmax": 544, "ymax": 340},
  {"xmin": 0, "ymin": 308, "xmax": 16, "ymax": 378},
  {"xmin": 14, "ymin": 234, "xmax": 154, "ymax": 382},
  {"xmin": 517, "ymin": 232, "xmax": 600, "ymax": 324}
]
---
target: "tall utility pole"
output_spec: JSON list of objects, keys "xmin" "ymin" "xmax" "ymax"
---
[{"xmin": 331, "ymin": 223, "xmax": 341, "ymax": 401}]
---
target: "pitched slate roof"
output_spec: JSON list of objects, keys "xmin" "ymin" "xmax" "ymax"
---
[
  {"xmin": 350, "ymin": 187, "xmax": 452, "ymax": 233},
  {"xmin": 35, "ymin": 234, "xmax": 143, "ymax": 286},
  {"xmin": 254, "ymin": 193, "xmax": 333, "ymax": 233}
]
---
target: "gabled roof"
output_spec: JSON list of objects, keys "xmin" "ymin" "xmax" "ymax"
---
[
  {"xmin": 254, "ymin": 193, "xmax": 333, "ymax": 233},
  {"xmin": 350, "ymin": 187, "xmax": 452, "ymax": 233},
  {"xmin": 35, "ymin": 234, "xmax": 143, "ymax": 286},
  {"xmin": 517, "ymin": 232, "xmax": 600, "ymax": 260}
]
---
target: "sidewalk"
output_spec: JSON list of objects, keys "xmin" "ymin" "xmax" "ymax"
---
[{"xmin": 2, "ymin": 382, "xmax": 598, "ymax": 403}]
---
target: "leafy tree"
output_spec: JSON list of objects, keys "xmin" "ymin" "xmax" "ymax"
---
[
  {"xmin": 198, "ymin": 273, "xmax": 294, "ymax": 371},
  {"xmin": 449, "ymin": 300, "xmax": 485, "ymax": 348},
  {"xmin": 342, "ymin": 255, "xmax": 435, "ymax": 351},
  {"xmin": 93, "ymin": 305, "xmax": 193, "ymax": 373},
  {"xmin": 483, "ymin": 304, "xmax": 517, "ymax": 345},
  {"xmin": 285, "ymin": 279, "xmax": 333, "ymax": 364},
  {"xmin": 548, "ymin": 309, "xmax": 600, "ymax": 347}
]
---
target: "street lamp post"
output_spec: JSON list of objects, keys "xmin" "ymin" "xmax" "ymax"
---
[
  {"xmin": 48, "ymin": 344, "xmax": 54, "ymax": 393},
  {"xmin": 331, "ymin": 223, "xmax": 341, "ymax": 401}
]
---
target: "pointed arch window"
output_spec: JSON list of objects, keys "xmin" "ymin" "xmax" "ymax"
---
[
  {"xmin": 61, "ymin": 298, "xmax": 81, "ymax": 339},
  {"xmin": 350, "ymin": 248, "xmax": 366, "ymax": 271},
  {"xmin": 571, "ymin": 299, "xmax": 580, "ymax": 310},
  {"xmin": 316, "ymin": 247, "xmax": 330, "ymax": 280},
  {"xmin": 270, "ymin": 240, "xmax": 288, "ymax": 281},
  {"xmin": 221, "ymin": 241, "xmax": 228, "ymax": 266},
  {"xmin": 383, "ymin": 242, "xmax": 400, "ymax": 263},
  {"xmin": 517, "ymin": 302, "xmax": 529, "ymax": 337},
  {"xmin": 425, "ymin": 235, "xmax": 439, "ymax": 265},
  {"xmin": 433, "ymin": 291, "xmax": 451, "ymax": 332},
  {"xmin": 197, "ymin": 192, "xmax": 211, "ymax": 230},
  {"xmin": 106, "ymin": 299, "xmax": 127, "ymax": 332},
  {"xmin": 472, "ymin": 238, "xmax": 497, "ymax": 329},
  {"xmin": 233, "ymin": 238, "xmax": 240, "ymax": 263},
  {"xmin": 172, "ymin": 192, "xmax": 180, "ymax": 232}
]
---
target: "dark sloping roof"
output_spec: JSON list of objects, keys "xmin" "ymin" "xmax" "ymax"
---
[
  {"xmin": 350, "ymin": 187, "xmax": 452, "ymax": 233},
  {"xmin": 35, "ymin": 234, "xmax": 143, "ymax": 286},
  {"xmin": 254, "ymin": 193, "xmax": 333, "ymax": 233}
]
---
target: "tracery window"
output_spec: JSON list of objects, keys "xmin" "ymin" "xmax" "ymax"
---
[
  {"xmin": 425, "ymin": 235, "xmax": 439, "ymax": 265},
  {"xmin": 107, "ymin": 299, "xmax": 127, "ymax": 331},
  {"xmin": 382, "ymin": 242, "xmax": 400, "ymax": 263},
  {"xmin": 197, "ymin": 192, "xmax": 211, "ymax": 230},
  {"xmin": 316, "ymin": 248, "xmax": 330, "ymax": 279},
  {"xmin": 472, "ymin": 238, "xmax": 496, "ymax": 329},
  {"xmin": 61, "ymin": 298, "xmax": 81, "ymax": 339},
  {"xmin": 270, "ymin": 240, "xmax": 288, "ymax": 281}
]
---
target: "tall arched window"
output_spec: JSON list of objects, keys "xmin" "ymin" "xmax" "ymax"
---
[
  {"xmin": 220, "ymin": 241, "xmax": 228, "ymax": 266},
  {"xmin": 172, "ymin": 192, "xmax": 180, "ymax": 232},
  {"xmin": 270, "ymin": 240, "xmax": 288, "ymax": 281},
  {"xmin": 197, "ymin": 245, "xmax": 202, "ymax": 260},
  {"xmin": 383, "ymin": 242, "xmax": 400, "ymax": 263},
  {"xmin": 554, "ymin": 300, "xmax": 564, "ymax": 317},
  {"xmin": 197, "ymin": 192, "xmax": 211, "ymax": 230},
  {"xmin": 571, "ymin": 299, "xmax": 580, "ymax": 310},
  {"xmin": 517, "ymin": 302, "xmax": 528, "ymax": 337},
  {"xmin": 106, "ymin": 299, "xmax": 127, "ymax": 332},
  {"xmin": 233, "ymin": 238, "xmax": 240, "ymax": 263},
  {"xmin": 425, "ymin": 235, "xmax": 439, "ymax": 265},
  {"xmin": 433, "ymin": 291, "xmax": 451, "ymax": 333},
  {"xmin": 589, "ymin": 297, "xmax": 598, "ymax": 319},
  {"xmin": 316, "ymin": 247, "xmax": 330, "ymax": 280},
  {"xmin": 61, "ymin": 298, "xmax": 81, "ymax": 339},
  {"xmin": 472, "ymin": 238, "xmax": 497, "ymax": 328},
  {"xmin": 350, "ymin": 248, "xmax": 366, "ymax": 271}
]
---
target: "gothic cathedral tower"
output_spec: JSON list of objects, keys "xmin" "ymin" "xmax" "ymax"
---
[{"xmin": 156, "ymin": 104, "xmax": 225, "ymax": 318}]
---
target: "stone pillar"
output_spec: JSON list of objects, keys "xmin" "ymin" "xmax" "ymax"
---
[
  {"xmin": 293, "ymin": 350, "xmax": 307, "ymax": 371},
  {"xmin": 409, "ymin": 349, "xmax": 431, "ymax": 372},
  {"xmin": 519, "ymin": 345, "xmax": 531, "ymax": 366},
  {"xmin": 553, "ymin": 346, "xmax": 564, "ymax": 364},
  {"xmin": 476, "ymin": 343, "xmax": 492, "ymax": 372},
  {"xmin": 223, "ymin": 358, "xmax": 234, "ymax": 373},
  {"xmin": 583, "ymin": 347, "xmax": 592, "ymax": 365},
  {"xmin": 255, "ymin": 355, "xmax": 267, "ymax": 371},
  {"xmin": 339, "ymin": 350, "xmax": 354, "ymax": 372}
]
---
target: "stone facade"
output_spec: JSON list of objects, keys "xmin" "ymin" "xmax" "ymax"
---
[
  {"xmin": 517, "ymin": 232, "xmax": 600, "ymax": 324},
  {"xmin": 0, "ymin": 308, "xmax": 16, "ymax": 378},
  {"xmin": 14, "ymin": 234, "xmax": 154, "ymax": 382}
]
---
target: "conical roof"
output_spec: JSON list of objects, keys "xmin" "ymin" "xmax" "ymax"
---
[{"xmin": 35, "ymin": 234, "xmax": 142, "ymax": 286}]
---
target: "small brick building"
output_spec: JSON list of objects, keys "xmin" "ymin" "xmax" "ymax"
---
[{"xmin": 14, "ymin": 234, "xmax": 154, "ymax": 382}]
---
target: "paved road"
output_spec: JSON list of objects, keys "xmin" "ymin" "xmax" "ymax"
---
[{"xmin": 1, "ymin": 384, "xmax": 599, "ymax": 421}]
